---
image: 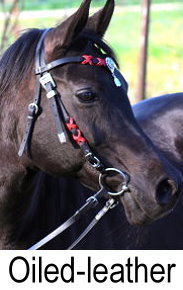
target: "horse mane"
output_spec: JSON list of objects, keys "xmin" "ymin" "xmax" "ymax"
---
[
  {"xmin": 0, "ymin": 28, "xmax": 117, "ymax": 100},
  {"xmin": 0, "ymin": 29, "xmax": 43, "ymax": 98}
]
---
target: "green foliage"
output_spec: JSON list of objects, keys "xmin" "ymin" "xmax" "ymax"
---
[
  {"xmin": 22, "ymin": 0, "xmax": 182, "ymax": 11},
  {"xmin": 106, "ymin": 6, "xmax": 183, "ymax": 101}
]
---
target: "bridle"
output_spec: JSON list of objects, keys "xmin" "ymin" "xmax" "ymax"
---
[{"xmin": 18, "ymin": 29, "xmax": 130, "ymax": 249}]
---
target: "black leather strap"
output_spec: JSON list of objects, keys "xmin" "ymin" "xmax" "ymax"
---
[
  {"xmin": 18, "ymin": 102, "xmax": 39, "ymax": 157},
  {"xmin": 40, "ymin": 77, "xmax": 68, "ymax": 144},
  {"xmin": 18, "ymin": 29, "xmax": 51, "ymax": 157},
  {"xmin": 67, "ymin": 198, "xmax": 117, "ymax": 250},
  {"xmin": 28, "ymin": 186, "xmax": 106, "ymax": 250},
  {"xmin": 35, "ymin": 56, "xmax": 83, "ymax": 75}
]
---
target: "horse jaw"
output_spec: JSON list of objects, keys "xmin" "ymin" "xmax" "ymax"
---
[{"xmin": 75, "ymin": 161, "xmax": 100, "ymax": 191}]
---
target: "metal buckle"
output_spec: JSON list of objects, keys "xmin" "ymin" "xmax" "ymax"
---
[
  {"xmin": 28, "ymin": 103, "xmax": 39, "ymax": 116},
  {"xmin": 106, "ymin": 198, "xmax": 119, "ymax": 209},
  {"xmin": 40, "ymin": 72, "xmax": 56, "ymax": 90},
  {"xmin": 99, "ymin": 167, "xmax": 130, "ymax": 197},
  {"xmin": 85, "ymin": 152, "xmax": 101, "ymax": 169}
]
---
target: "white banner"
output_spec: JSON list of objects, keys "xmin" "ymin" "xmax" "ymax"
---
[{"xmin": 0, "ymin": 250, "xmax": 182, "ymax": 290}]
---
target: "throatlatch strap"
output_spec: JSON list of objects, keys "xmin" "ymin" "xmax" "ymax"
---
[
  {"xmin": 18, "ymin": 75, "xmax": 41, "ymax": 157},
  {"xmin": 18, "ymin": 29, "xmax": 51, "ymax": 157},
  {"xmin": 18, "ymin": 103, "xmax": 37, "ymax": 156}
]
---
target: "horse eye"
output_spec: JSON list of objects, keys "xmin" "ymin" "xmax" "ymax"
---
[{"xmin": 75, "ymin": 90, "xmax": 96, "ymax": 102}]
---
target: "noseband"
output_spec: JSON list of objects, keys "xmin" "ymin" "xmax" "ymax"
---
[{"xmin": 18, "ymin": 29, "xmax": 130, "ymax": 249}]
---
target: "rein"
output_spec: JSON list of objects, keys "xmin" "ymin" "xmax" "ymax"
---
[
  {"xmin": 28, "ymin": 183, "xmax": 118, "ymax": 250},
  {"xmin": 18, "ymin": 29, "xmax": 130, "ymax": 249}
]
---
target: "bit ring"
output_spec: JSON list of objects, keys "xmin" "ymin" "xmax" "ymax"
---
[{"xmin": 99, "ymin": 167, "xmax": 129, "ymax": 197}]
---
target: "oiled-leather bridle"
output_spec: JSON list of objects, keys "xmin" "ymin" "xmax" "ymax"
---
[{"xmin": 18, "ymin": 29, "xmax": 130, "ymax": 249}]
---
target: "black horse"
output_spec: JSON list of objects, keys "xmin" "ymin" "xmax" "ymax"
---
[
  {"xmin": 19, "ymin": 93, "xmax": 183, "ymax": 250},
  {"xmin": 0, "ymin": 0, "xmax": 182, "ymax": 249},
  {"xmin": 132, "ymin": 93, "xmax": 183, "ymax": 249}
]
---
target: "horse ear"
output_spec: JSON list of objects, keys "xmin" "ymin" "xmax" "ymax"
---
[
  {"xmin": 86, "ymin": 0, "xmax": 115, "ymax": 37},
  {"xmin": 44, "ymin": 0, "xmax": 92, "ymax": 58}
]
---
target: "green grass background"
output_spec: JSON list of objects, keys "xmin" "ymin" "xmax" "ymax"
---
[
  {"xmin": 1, "ymin": 0, "xmax": 183, "ymax": 102},
  {"xmin": 22, "ymin": 0, "xmax": 181, "ymax": 10}
]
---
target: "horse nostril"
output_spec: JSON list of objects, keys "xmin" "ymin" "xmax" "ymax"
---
[{"xmin": 156, "ymin": 179, "xmax": 177, "ymax": 205}]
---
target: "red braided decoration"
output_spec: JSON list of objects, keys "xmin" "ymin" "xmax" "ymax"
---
[
  {"xmin": 81, "ymin": 55, "xmax": 94, "ymax": 65},
  {"xmin": 81, "ymin": 55, "xmax": 106, "ymax": 67},
  {"xmin": 96, "ymin": 57, "xmax": 106, "ymax": 66},
  {"xmin": 65, "ymin": 117, "xmax": 87, "ymax": 145}
]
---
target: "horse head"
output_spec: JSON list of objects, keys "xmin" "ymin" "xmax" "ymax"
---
[{"xmin": 1, "ymin": 0, "xmax": 182, "ymax": 226}]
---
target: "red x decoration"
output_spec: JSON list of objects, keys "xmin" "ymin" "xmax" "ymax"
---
[
  {"xmin": 81, "ymin": 55, "xmax": 106, "ymax": 67},
  {"xmin": 65, "ymin": 117, "xmax": 87, "ymax": 145}
]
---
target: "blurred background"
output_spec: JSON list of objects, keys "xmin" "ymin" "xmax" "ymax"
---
[{"xmin": 0, "ymin": 0, "xmax": 183, "ymax": 104}]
